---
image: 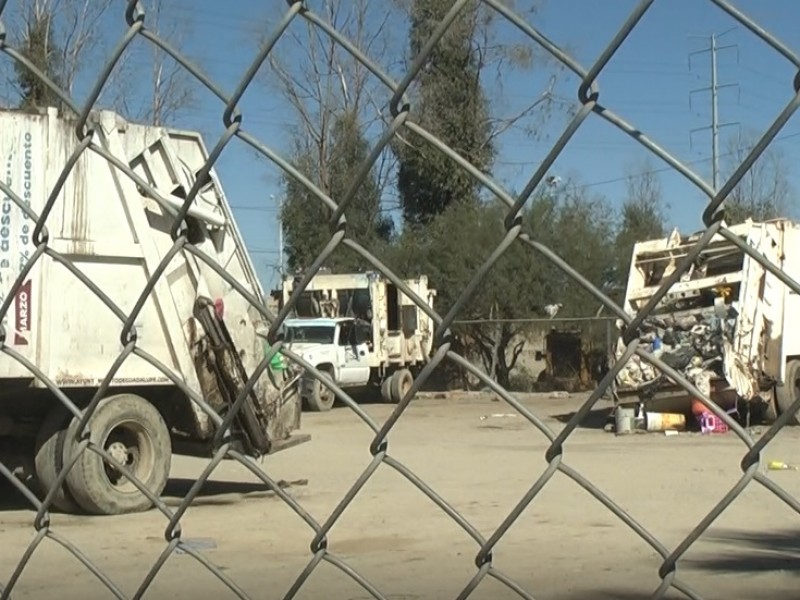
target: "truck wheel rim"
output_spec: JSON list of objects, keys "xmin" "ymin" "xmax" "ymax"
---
[
  {"xmin": 401, "ymin": 375, "xmax": 412, "ymax": 396},
  {"xmin": 320, "ymin": 376, "xmax": 334, "ymax": 406},
  {"xmin": 101, "ymin": 420, "xmax": 155, "ymax": 494},
  {"xmin": 321, "ymin": 387, "xmax": 334, "ymax": 405}
]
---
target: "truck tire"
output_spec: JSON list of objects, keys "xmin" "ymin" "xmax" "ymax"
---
[
  {"xmin": 390, "ymin": 368, "xmax": 414, "ymax": 404},
  {"xmin": 776, "ymin": 360, "xmax": 800, "ymax": 425},
  {"xmin": 33, "ymin": 403, "xmax": 82, "ymax": 514},
  {"xmin": 380, "ymin": 375, "xmax": 393, "ymax": 403},
  {"xmin": 306, "ymin": 370, "xmax": 335, "ymax": 412},
  {"xmin": 64, "ymin": 394, "xmax": 172, "ymax": 515}
]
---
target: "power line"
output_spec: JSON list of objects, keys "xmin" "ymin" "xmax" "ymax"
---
[
  {"xmin": 223, "ymin": 129, "xmax": 800, "ymax": 206},
  {"xmin": 576, "ymin": 129, "xmax": 800, "ymax": 190},
  {"xmin": 229, "ymin": 205, "xmax": 278, "ymax": 212},
  {"xmin": 247, "ymin": 249, "xmax": 280, "ymax": 255}
]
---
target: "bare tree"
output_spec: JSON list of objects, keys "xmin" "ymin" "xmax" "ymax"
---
[
  {"xmin": 104, "ymin": 0, "xmax": 195, "ymax": 126},
  {"xmin": 262, "ymin": 0, "xmax": 398, "ymax": 271},
  {"xmin": 53, "ymin": 0, "xmax": 113, "ymax": 99},
  {"xmin": 610, "ymin": 158, "xmax": 668, "ymax": 302},
  {"xmin": 3, "ymin": 0, "xmax": 193, "ymax": 126},
  {"xmin": 722, "ymin": 129, "xmax": 795, "ymax": 224},
  {"xmin": 3, "ymin": 0, "xmax": 114, "ymax": 109},
  {"xmin": 262, "ymin": 0, "xmax": 397, "ymax": 199},
  {"xmin": 623, "ymin": 158, "xmax": 665, "ymax": 217}
]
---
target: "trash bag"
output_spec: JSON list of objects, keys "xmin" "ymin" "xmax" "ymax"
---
[{"xmin": 661, "ymin": 345, "xmax": 697, "ymax": 371}]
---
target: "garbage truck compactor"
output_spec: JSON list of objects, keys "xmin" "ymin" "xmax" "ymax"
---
[{"xmin": 0, "ymin": 108, "xmax": 307, "ymax": 515}]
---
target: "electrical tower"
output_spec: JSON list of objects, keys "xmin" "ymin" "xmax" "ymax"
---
[{"xmin": 688, "ymin": 27, "xmax": 740, "ymax": 190}]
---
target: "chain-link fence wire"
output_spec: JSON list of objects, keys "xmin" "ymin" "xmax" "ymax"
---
[{"xmin": 0, "ymin": 0, "xmax": 799, "ymax": 598}]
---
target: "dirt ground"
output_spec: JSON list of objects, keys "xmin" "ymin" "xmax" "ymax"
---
[{"xmin": 2, "ymin": 392, "xmax": 800, "ymax": 600}]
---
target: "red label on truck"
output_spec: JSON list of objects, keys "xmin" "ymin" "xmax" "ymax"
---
[{"xmin": 14, "ymin": 279, "xmax": 31, "ymax": 345}]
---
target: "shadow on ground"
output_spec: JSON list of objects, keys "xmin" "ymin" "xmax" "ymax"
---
[
  {"xmin": 0, "ymin": 476, "xmax": 308, "ymax": 512},
  {"xmin": 551, "ymin": 405, "xmax": 614, "ymax": 430},
  {"xmin": 557, "ymin": 588, "xmax": 798, "ymax": 600},
  {"xmin": 686, "ymin": 528, "xmax": 800, "ymax": 575},
  {"xmin": 161, "ymin": 477, "xmax": 308, "ymax": 507},
  {"xmin": 557, "ymin": 591, "xmax": 685, "ymax": 600}
]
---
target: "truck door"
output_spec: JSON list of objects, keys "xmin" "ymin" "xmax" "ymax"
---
[{"xmin": 337, "ymin": 320, "xmax": 372, "ymax": 385}]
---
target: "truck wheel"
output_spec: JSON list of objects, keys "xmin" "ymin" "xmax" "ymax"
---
[
  {"xmin": 33, "ymin": 403, "xmax": 82, "ymax": 514},
  {"xmin": 776, "ymin": 360, "xmax": 800, "ymax": 425},
  {"xmin": 390, "ymin": 368, "xmax": 414, "ymax": 404},
  {"xmin": 380, "ymin": 375, "xmax": 393, "ymax": 403},
  {"xmin": 306, "ymin": 370, "xmax": 335, "ymax": 412},
  {"xmin": 64, "ymin": 394, "xmax": 171, "ymax": 515}
]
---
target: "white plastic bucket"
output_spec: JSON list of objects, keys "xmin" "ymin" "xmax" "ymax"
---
[{"xmin": 615, "ymin": 406, "xmax": 636, "ymax": 435}]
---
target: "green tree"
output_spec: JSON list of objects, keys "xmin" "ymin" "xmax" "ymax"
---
[
  {"xmin": 546, "ymin": 182, "xmax": 618, "ymax": 317},
  {"xmin": 7, "ymin": 1, "xmax": 115, "ymax": 111},
  {"xmin": 14, "ymin": 10, "xmax": 63, "ymax": 109},
  {"xmin": 387, "ymin": 183, "xmax": 616, "ymax": 388},
  {"xmin": 394, "ymin": 0, "xmax": 496, "ymax": 225},
  {"xmin": 388, "ymin": 199, "xmax": 530, "ymax": 388},
  {"xmin": 281, "ymin": 110, "xmax": 392, "ymax": 273}
]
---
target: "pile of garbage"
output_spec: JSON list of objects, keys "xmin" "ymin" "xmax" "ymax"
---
[{"xmin": 615, "ymin": 310, "xmax": 739, "ymax": 397}]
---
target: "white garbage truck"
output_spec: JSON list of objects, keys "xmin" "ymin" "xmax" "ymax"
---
[
  {"xmin": 0, "ymin": 107, "xmax": 307, "ymax": 515},
  {"xmin": 612, "ymin": 218, "xmax": 800, "ymax": 424},
  {"xmin": 275, "ymin": 272, "xmax": 436, "ymax": 411}
]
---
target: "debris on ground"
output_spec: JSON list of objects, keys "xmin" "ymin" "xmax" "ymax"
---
[
  {"xmin": 614, "ymin": 404, "xmax": 688, "ymax": 435},
  {"xmin": 692, "ymin": 397, "xmax": 737, "ymax": 434},
  {"xmin": 645, "ymin": 411, "xmax": 686, "ymax": 432},
  {"xmin": 176, "ymin": 538, "xmax": 217, "ymax": 554},
  {"xmin": 767, "ymin": 460, "xmax": 799, "ymax": 471},
  {"xmin": 612, "ymin": 402, "xmax": 737, "ymax": 436},
  {"xmin": 479, "ymin": 413, "xmax": 518, "ymax": 421},
  {"xmin": 276, "ymin": 478, "xmax": 309, "ymax": 489},
  {"xmin": 697, "ymin": 411, "xmax": 732, "ymax": 434},
  {"xmin": 477, "ymin": 412, "xmax": 525, "ymax": 431},
  {"xmin": 549, "ymin": 391, "xmax": 570, "ymax": 399}
]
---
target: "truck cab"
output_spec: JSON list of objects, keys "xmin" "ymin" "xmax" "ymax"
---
[{"xmin": 283, "ymin": 317, "xmax": 375, "ymax": 410}]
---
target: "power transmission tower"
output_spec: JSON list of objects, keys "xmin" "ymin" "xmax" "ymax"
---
[{"xmin": 688, "ymin": 27, "xmax": 740, "ymax": 190}]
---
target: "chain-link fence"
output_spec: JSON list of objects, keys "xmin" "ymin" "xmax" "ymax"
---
[{"xmin": 1, "ymin": 0, "xmax": 800, "ymax": 598}]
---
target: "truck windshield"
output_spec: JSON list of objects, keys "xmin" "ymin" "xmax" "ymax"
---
[{"xmin": 285, "ymin": 325, "xmax": 336, "ymax": 345}]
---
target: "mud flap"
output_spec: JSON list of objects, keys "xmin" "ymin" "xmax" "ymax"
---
[{"xmin": 193, "ymin": 298, "xmax": 271, "ymax": 456}]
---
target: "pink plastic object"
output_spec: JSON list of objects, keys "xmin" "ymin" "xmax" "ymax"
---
[{"xmin": 698, "ymin": 411, "xmax": 730, "ymax": 434}]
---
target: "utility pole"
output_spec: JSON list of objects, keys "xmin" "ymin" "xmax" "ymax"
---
[
  {"xmin": 279, "ymin": 209, "xmax": 284, "ymax": 278},
  {"xmin": 689, "ymin": 28, "xmax": 740, "ymax": 190}
]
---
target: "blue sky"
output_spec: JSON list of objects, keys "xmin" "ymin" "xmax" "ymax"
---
[{"xmin": 6, "ymin": 0, "xmax": 800, "ymax": 294}]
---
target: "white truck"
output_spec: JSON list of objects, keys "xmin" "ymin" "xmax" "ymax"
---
[
  {"xmin": 276, "ymin": 272, "xmax": 436, "ymax": 411},
  {"xmin": 0, "ymin": 107, "xmax": 307, "ymax": 515},
  {"xmin": 612, "ymin": 218, "xmax": 800, "ymax": 424}
]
